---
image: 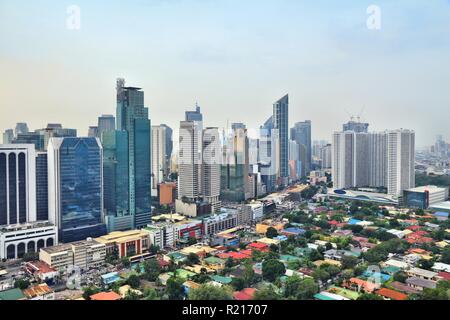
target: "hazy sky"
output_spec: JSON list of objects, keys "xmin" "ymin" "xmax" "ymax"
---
[{"xmin": 1, "ymin": 0, "xmax": 450, "ymax": 147}]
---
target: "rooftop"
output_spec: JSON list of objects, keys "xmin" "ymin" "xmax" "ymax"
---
[{"xmin": 90, "ymin": 291, "xmax": 122, "ymax": 301}]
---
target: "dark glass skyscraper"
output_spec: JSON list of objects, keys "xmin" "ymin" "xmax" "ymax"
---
[
  {"xmin": 48, "ymin": 137, "xmax": 107, "ymax": 243},
  {"xmin": 103, "ymin": 131, "xmax": 131, "ymax": 231},
  {"xmin": 36, "ymin": 152, "xmax": 48, "ymax": 221},
  {"xmin": 116, "ymin": 78, "xmax": 151, "ymax": 229},
  {"xmin": 291, "ymin": 120, "xmax": 312, "ymax": 177},
  {"xmin": 273, "ymin": 94, "xmax": 289, "ymax": 184}
]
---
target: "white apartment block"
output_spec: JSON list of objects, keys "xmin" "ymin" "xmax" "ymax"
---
[{"xmin": 332, "ymin": 129, "xmax": 415, "ymax": 197}]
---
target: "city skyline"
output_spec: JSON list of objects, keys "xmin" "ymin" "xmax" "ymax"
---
[{"xmin": 1, "ymin": 0, "xmax": 450, "ymax": 147}]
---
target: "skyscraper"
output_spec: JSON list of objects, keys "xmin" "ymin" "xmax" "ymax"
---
[
  {"xmin": 161, "ymin": 124, "xmax": 173, "ymax": 170},
  {"xmin": 221, "ymin": 124, "xmax": 249, "ymax": 202},
  {"xmin": 47, "ymin": 137, "xmax": 107, "ymax": 242},
  {"xmin": 102, "ymin": 130, "xmax": 131, "ymax": 231},
  {"xmin": 98, "ymin": 114, "xmax": 116, "ymax": 139},
  {"xmin": 291, "ymin": 120, "xmax": 312, "ymax": 177},
  {"xmin": 3, "ymin": 129, "xmax": 14, "ymax": 144},
  {"xmin": 15, "ymin": 123, "xmax": 29, "ymax": 136},
  {"xmin": 258, "ymin": 118, "xmax": 278, "ymax": 193},
  {"xmin": 185, "ymin": 103, "xmax": 203, "ymax": 122},
  {"xmin": 332, "ymin": 129, "xmax": 414, "ymax": 197},
  {"xmin": 0, "ymin": 144, "xmax": 37, "ymax": 226},
  {"xmin": 320, "ymin": 144, "xmax": 332, "ymax": 169},
  {"xmin": 151, "ymin": 125, "xmax": 171, "ymax": 194},
  {"xmin": 36, "ymin": 152, "xmax": 48, "ymax": 221},
  {"xmin": 116, "ymin": 78, "xmax": 152, "ymax": 228},
  {"xmin": 202, "ymin": 127, "xmax": 221, "ymax": 212},
  {"xmin": 178, "ymin": 120, "xmax": 202, "ymax": 202},
  {"xmin": 387, "ymin": 129, "xmax": 415, "ymax": 196},
  {"xmin": 273, "ymin": 95, "xmax": 289, "ymax": 184},
  {"xmin": 88, "ymin": 126, "xmax": 99, "ymax": 138}
]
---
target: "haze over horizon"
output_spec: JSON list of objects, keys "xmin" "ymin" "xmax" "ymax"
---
[{"xmin": 1, "ymin": 0, "xmax": 450, "ymax": 147}]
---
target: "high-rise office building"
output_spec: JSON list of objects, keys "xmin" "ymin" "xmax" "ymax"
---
[
  {"xmin": 185, "ymin": 103, "xmax": 203, "ymax": 122},
  {"xmin": 102, "ymin": 130, "xmax": 131, "ymax": 231},
  {"xmin": 116, "ymin": 78, "xmax": 152, "ymax": 229},
  {"xmin": 387, "ymin": 129, "xmax": 415, "ymax": 196},
  {"xmin": 161, "ymin": 124, "xmax": 173, "ymax": 170},
  {"xmin": 178, "ymin": 120, "xmax": 202, "ymax": 202},
  {"xmin": 3, "ymin": 129, "xmax": 14, "ymax": 144},
  {"xmin": 221, "ymin": 124, "xmax": 249, "ymax": 202},
  {"xmin": 98, "ymin": 114, "xmax": 116, "ymax": 139},
  {"xmin": 273, "ymin": 95, "xmax": 289, "ymax": 184},
  {"xmin": 47, "ymin": 137, "xmax": 107, "ymax": 243},
  {"xmin": 36, "ymin": 152, "xmax": 48, "ymax": 221},
  {"xmin": 35, "ymin": 124, "xmax": 77, "ymax": 151},
  {"xmin": 0, "ymin": 144, "xmax": 37, "ymax": 226},
  {"xmin": 291, "ymin": 120, "xmax": 312, "ymax": 177},
  {"xmin": 13, "ymin": 132, "xmax": 45, "ymax": 151},
  {"xmin": 88, "ymin": 126, "xmax": 99, "ymax": 138},
  {"xmin": 320, "ymin": 144, "xmax": 332, "ymax": 169},
  {"xmin": 202, "ymin": 127, "xmax": 221, "ymax": 212},
  {"xmin": 15, "ymin": 123, "xmax": 29, "ymax": 136},
  {"xmin": 151, "ymin": 125, "xmax": 172, "ymax": 194},
  {"xmin": 258, "ymin": 119, "xmax": 278, "ymax": 193}
]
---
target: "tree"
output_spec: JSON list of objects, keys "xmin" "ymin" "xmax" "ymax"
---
[
  {"xmin": 187, "ymin": 236, "xmax": 197, "ymax": 246},
  {"xmin": 82, "ymin": 286, "xmax": 101, "ymax": 300},
  {"xmin": 143, "ymin": 288, "xmax": 160, "ymax": 300},
  {"xmin": 22, "ymin": 252, "xmax": 39, "ymax": 262},
  {"xmin": 393, "ymin": 271, "xmax": 408, "ymax": 283},
  {"xmin": 357, "ymin": 293, "xmax": 383, "ymax": 300},
  {"xmin": 14, "ymin": 278, "xmax": 30, "ymax": 290},
  {"xmin": 296, "ymin": 278, "xmax": 319, "ymax": 300},
  {"xmin": 189, "ymin": 284, "xmax": 233, "ymax": 300},
  {"xmin": 121, "ymin": 257, "xmax": 131, "ymax": 268},
  {"xmin": 422, "ymin": 280, "xmax": 450, "ymax": 300},
  {"xmin": 124, "ymin": 289, "xmax": 141, "ymax": 300},
  {"xmin": 266, "ymin": 227, "xmax": 278, "ymax": 239},
  {"xmin": 312, "ymin": 268, "xmax": 330, "ymax": 282},
  {"xmin": 186, "ymin": 253, "xmax": 200, "ymax": 266},
  {"xmin": 441, "ymin": 247, "xmax": 450, "ymax": 264},
  {"xmin": 341, "ymin": 255, "xmax": 358, "ymax": 269},
  {"xmin": 284, "ymin": 275, "xmax": 302, "ymax": 298},
  {"xmin": 144, "ymin": 258, "xmax": 162, "ymax": 281},
  {"xmin": 262, "ymin": 259, "xmax": 286, "ymax": 282},
  {"xmin": 165, "ymin": 277, "xmax": 185, "ymax": 300},
  {"xmin": 253, "ymin": 286, "xmax": 282, "ymax": 300},
  {"xmin": 127, "ymin": 274, "xmax": 141, "ymax": 289},
  {"xmin": 231, "ymin": 277, "xmax": 245, "ymax": 291}
]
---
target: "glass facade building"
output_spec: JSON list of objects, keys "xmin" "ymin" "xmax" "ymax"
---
[
  {"xmin": 36, "ymin": 152, "xmax": 48, "ymax": 221},
  {"xmin": 291, "ymin": 120, "xmax": 312, "ymax": 177},
  {"xmin": 48, "ymin": 137, "xmax": 106, "ymax": 243},
  {"xmin": 273, "ymin": 95, "xmax": 289, "ymax": 184},
  {"xmin": 115, "ymin": 78, "xmax": 152, "ymax": 229}
]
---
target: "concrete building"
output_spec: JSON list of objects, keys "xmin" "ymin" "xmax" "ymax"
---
[
  {"xmin": 387, "ymin": 129, "xmax": 415, "ymax": 196},
  {"xmin": 403, "ymin": 185, "xmax": 449, "ymax": 209},
  {"xmin": 95, "ymin": 230, "xmax": 151, "ymax": 258},
  {"xmin": 0, "ymin": 144, "xmax": 37, "ymax": 225},
  {"xmin": 151, "ymin": 125, "xmax": 172, "ymax": 195},
  {"xmin": 0, "ymin": 222, "xmax": 57, "ymax": 260},
  {"xmin": 202, "ymin": 211, "xmax": 238, "ymax": 237},
  {"xmin": 39, "ymin": 238, "xmax": 106, "ymax": 271}
]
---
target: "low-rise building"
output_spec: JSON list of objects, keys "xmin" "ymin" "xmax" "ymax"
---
[
  {"xmin": 95, "ymin": 230, "xmax": 151, "ymax": 258},
  {"xmin": 406, "ymin": 267, "xmax": 438, "ymax": 281},
  {"xmin": 0, "ymin": 222, "xmax": 58, "ymax": 260},
  {"xmin": 23, "ymin": 284, "xmax": 55, "ymax": 300},
  {"xmin": 39, "ymin": 238, "xmax": 106, "ymax": 271},
  {"xmin": 403, "ymin": 185, "xmax": 449, "ymax": 209},
  {"xmin": 406, "ymin": 277, "xmax": 437, "ymax": 291},
  {"xmin": 25, "ymin": 261, "xmax": 58, "ymax": 284}
]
